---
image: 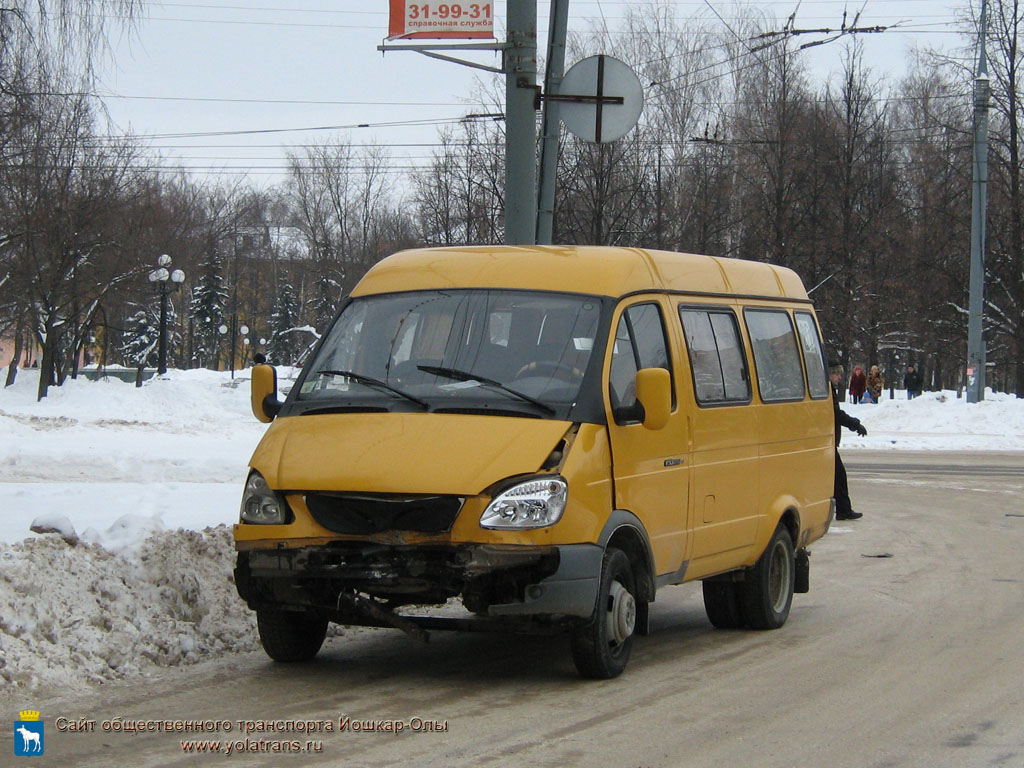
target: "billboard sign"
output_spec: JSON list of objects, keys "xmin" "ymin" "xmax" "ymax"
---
[{"xmin": 388, "ymin": 1, "xmax": 494, "ymax": 40}]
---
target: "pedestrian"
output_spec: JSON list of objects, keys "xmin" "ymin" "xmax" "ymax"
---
[
  {"xmin": 849, "ymin": 365, "xmax": 866, "ymax": 404},
  {"xmin": 830, "ymin": 365, "xmax": 867, "ymax": 520},
  {"xmin": 866, "ymin": 364, "xmax": 884, "ymax": 403},
  {"xmin": 903, "ymin": 364, "xmax": 923, "ymax": 399}
]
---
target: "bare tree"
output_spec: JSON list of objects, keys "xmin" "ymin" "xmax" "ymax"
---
[
  {"xmin": 4, "ymin": 90, "xmax": 144, "ymax": 399},
  {"xmin": 286, "ymin": 135, "xmax": 404, "ymax": 328},
  {"xmin": 893, "ymin": 57, "xmax": 972, "ymax": 390},
  {"xmin": 0, "ymin": 0, "xmax": 142, "ymax": 390}
]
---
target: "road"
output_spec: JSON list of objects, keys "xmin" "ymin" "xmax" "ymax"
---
[{"xmin": 5, "ymin": 450, "xmax": 1024, "ymax": 768}]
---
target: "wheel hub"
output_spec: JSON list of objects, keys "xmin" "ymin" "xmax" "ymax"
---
[
  {"xmin": 607, "ymin": 580, "xmax": 636, "ymax": 645},
  {"xmin": 768, "ymin": 541, "xmax": 792, "ymax": 613}
]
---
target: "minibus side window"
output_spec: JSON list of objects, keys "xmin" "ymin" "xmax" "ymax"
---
[
  {"xmin": 793, "ymin": 311, "xmax": 829, "ymax": 399},
  {"xmin": 680, "ymin": 308, "xmax": 751, "ymax": 405},
  {"xmin": 744, "ymin": 309, "xmax": 806, "ymax": 402},
  {"xmin": 609, "ymin": 303, "xmax": 673, "ymax": 424}
]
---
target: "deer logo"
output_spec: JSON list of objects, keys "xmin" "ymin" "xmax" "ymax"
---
[
  {"xmin": 16, "ymin": 724, "xmax": 41, "ymax": 753},
  {"xmin": 14, "ymin": 711, "xmax": 44, "ymax": 757}
]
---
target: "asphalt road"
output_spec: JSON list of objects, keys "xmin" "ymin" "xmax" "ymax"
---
[{"xmin": 6, "ymin": 450, "xmax": 1024, "ymax": 768}]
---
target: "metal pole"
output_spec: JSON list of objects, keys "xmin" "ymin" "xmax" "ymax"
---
[
  {"xmin": 158, "ymin": 282, "xmax": 168, "ymax": 375},
  {"xmin": 656, "ymin": 146, "xmax": 663, "ymax": 249},
  {"xmin": 504, "ymin": 0, "xmax": 537, "ymax": 245},
  {"xmin": 536, "ymin": 0, "xmax": 569, "ymax": 244},
  {"xmin": 230, "ymin": 313, "xmax": 237, "ymax": 380},
  {"xmin": 967, "ymin": 0, "xmax": 989, "ymax": 403}
]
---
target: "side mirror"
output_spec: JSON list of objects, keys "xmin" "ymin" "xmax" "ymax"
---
[
  {"xmin": 635, "ymin": 367, "xmax": 671, "ymax": 430},
  {"xmin": 251, "ymin": 364, "xmax": 282, "ymax": 423}
]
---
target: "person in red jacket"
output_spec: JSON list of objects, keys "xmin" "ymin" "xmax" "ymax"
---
[{"xmin": 848, "ymin": 365, "xmax": 866, "ymax": 403}]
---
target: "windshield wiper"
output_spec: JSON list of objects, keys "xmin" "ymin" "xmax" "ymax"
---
[
  {"xmin": 417, "ymin": 365, "xmax": 556, "ymax": 415},
  {"xmin": 313, "ymin": 369, "xmax": 429, "ymax": 410}
]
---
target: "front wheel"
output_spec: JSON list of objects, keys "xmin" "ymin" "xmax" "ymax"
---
[
  {"xmin": 741, "ymin": 524, "xmax": 795, "ymax": 630},
  {"xmin": 256, "ymin": 608, "xmax": 328, "ymax": 662},
  {"xmin": 571, "ymin": 547, "xmax": 639, "ymax": 679}
]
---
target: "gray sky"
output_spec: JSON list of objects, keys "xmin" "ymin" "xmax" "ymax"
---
[{"xmin": 98, "ymin": 1, "xmax": 967, "ymax": 187}]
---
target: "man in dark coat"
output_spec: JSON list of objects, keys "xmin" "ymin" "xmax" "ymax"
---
[
  {"xmin": 830, "ymin": 366, "xmax": 867, "ymax": 520},
  {"xmin": 903, "ymin": 364, "xmax": 923, "ymax": 399}
]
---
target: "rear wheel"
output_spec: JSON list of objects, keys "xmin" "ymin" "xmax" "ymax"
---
[
  {"xmin": 571, "ymin": 547, "xmax": 639, "ymax": 679},
  {"xmin": 702, "ymin": 580, "xmax": 746, "ymax": 629},
  {"xmin": 256, "ymin": 608, "xmax": 328, "ymax": 662},
  {"xmin": 741, "ymin": 524, "xmax": 795, "ymax": 630}
]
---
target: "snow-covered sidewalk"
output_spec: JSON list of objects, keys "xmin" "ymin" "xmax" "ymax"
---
[{"xmin": 0, "ymin": 367, "xmax": 266, "ymax": 547}]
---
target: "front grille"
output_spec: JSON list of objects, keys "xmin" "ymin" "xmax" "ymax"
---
[{"xmin": 304, "ymin": 492, "xmax": 464, "ymax": 535}]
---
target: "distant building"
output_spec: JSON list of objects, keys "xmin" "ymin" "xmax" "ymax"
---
[{"xmin": 0, "ymin": 335, "xmax": 37, "ymax": 369}]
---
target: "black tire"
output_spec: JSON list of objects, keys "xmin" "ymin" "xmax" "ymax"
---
[
  {"xmin": 740, "ymin": 524, "xmax": 795, "ymax": 630},
  {"xmin": 256, "ymin": 608, "xmax": 328, "ymax": 662},
  {"xmin": 571, "ymin": 547, "xmax": 639, "ymax": 679},
  {"xmin": 702, "ymin": 580, "xmax": 746, "ymax": 629}
]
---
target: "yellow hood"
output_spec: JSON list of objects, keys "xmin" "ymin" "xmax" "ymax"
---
[{"xmin": 250, "ymin": 412, "xmax": 571, "ymax": 495}]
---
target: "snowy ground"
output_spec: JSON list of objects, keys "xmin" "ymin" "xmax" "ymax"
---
[{"xmin": 1, "ymin": 366, "xmax": 1022, "ymax": 690}]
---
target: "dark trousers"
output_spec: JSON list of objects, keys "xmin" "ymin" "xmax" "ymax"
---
[{"xmin": 835, "ymin": 450, "xmax": 852, "ymax": 514}]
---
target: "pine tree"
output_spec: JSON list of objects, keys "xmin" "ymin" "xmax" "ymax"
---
[
  {"xmin": 310, "ymin": 267, "xmax": 341, "ymax": 332},
  {"xmin": 267, "ymin": 282, "xmax": 303, "ymax": 365},
  {"xmin": 120, "ymin": 302, "xmax": 181, "ymax": 369},
  {"xmin": 121, "ymin": 308, "xmax": 160, "ymax": 368},
  {"xmin": 188, "ymin": 250, "xmax": 230, "ymax": 369}
]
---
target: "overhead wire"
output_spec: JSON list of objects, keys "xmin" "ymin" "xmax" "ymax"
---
[{"xmin": 71, "ymin": 0, "xmax": 976, "ymax": 179}]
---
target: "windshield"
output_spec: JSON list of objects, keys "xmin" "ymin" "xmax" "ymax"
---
[{"xmin": 296, "ymin": 289, "xmax": 603, "ymax": 418}]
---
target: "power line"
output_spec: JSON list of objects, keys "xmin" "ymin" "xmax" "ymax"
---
[
  {"xmin": 144, "ymin": 0, "xmax": 961, "ymax": 8},
  {"xmin": 86, "ymin": 114, "xmax": 504, "ymax": 142},
  {"xmin": 98, "ymin": 10, "xmax": 964, "ymax": 32},
  {"xmin": 100, "ymin": 94, "xmax": 470, "ymax": 106},
  {"xmin": 70, "ymin": 2, "xmax": 976, "ymax": 185},
  {"xmin": 87, "ymin": 88, "xmax": 972, "ymax": 110}
]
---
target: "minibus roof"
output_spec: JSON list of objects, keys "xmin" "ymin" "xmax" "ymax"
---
[{"xmin": 352, "ymin": 245, "xmax": 809, "ymax": 302}]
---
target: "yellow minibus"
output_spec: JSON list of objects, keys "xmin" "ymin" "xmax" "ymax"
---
[{"xmin": 234, "ymin": 245, "xmax": 835, "ymax": 678}]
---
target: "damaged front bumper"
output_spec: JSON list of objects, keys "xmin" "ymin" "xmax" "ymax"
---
[{"xmin": 234, "ymin": 541, "xmax": 602, "ymax": 626}]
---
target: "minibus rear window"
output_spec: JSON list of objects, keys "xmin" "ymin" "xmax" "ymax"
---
[{"xmin": 794, "ymin": 311, "xmax": 829, "ymax": 399}]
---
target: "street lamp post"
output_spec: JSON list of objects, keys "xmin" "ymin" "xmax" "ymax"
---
[
  {"xmin": 967, "ymin": 0, "xmax": 990, "ymax": 403},
  {"xmin": 148, "ymin": 254, "xmax": 185, "ymax": 376},
  {"xmin": 218, "ymin": 314, "xmax": 250, "ymax": 379}
]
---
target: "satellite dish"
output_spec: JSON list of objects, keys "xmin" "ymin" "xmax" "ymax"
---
[{"xmin": 557, "ymin": 55, "xmax": 644, "ymax": 144}]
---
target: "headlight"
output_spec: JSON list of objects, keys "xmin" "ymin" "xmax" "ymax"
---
[
  {"xmin": 480, "ymin": 477, "xmax": 567, "ymax": 529},
  {"xmin": 240, "ymin": 471, "xmax": 286, "ymax": 525}
]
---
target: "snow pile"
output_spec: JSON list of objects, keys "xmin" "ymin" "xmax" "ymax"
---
[
  {"xmin": 0, "ymin": 525, "xmax": 258, "ymax": 690},
  {"xmin": 839, "ymin": 389, "xmax": 1024, "ymax": 451}
]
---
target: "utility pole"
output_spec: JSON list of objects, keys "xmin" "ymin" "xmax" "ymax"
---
[
  {"xmin": 967, "ymin": 0, "xmax": 989, "ymax": 403},
  {"xmin": 537, "ymin": 0, "xmax": 569, "ymax": 244},
  {"xmin": 378, "ymin": 4, "xmax": 534, "ymax": 245},
  {"xmin": 504, "ymin": 0, "xmax": 538, "ymax": 245}
]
